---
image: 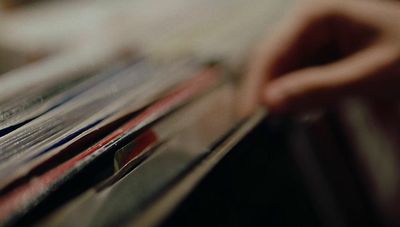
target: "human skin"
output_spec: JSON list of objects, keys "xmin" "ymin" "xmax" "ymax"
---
[{"xmin": 240, "ymin": 0, "xmax": 400, "ymax": 116}]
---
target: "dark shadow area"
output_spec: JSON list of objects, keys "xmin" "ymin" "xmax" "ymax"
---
[{"xmin": 162, "ymin": 119, "xmax": 321, "ymax": 227}]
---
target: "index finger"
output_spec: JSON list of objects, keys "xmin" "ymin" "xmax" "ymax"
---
[{"xmin": 238, "ymin": 1, "xmax": 332, "ymax": 116}]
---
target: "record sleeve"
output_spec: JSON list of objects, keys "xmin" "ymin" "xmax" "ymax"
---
[{"xmin": 0, "ymin": 65, "xmax": 222, "ymax": 225}]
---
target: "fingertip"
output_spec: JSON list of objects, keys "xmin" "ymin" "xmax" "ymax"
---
[
  {"xmin": 236, "ymin": 92, "xmax": 256, "ymax": 119},
  {"xmin": 236, "ymin": 105, "xmax": 253, "ymax": 119},
  {"xmin": 236, "ymin": 76, "xmax": 259, "ymax": 118},
  {"xmin": 263, "ymin": 86, "xmax": 288, "ymax": 113}
]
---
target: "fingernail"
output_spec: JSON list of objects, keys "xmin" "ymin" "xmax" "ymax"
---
[
  {"xmin": 265, "ymin": 87, "xmax": 284, "ymax": 104},
  {"xmin": 264, "ymin": 87, "xmax": 285, "ymax": 112}
]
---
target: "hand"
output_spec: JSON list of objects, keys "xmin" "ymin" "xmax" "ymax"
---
[{"xmin": 240, "ymin": 0, "xmax": 400, "ymax": 116}]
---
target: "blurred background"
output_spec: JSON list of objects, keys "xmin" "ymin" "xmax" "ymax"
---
[{"xmin": 0, "ymin": 0, "xmax": 399, "ymax": 227}]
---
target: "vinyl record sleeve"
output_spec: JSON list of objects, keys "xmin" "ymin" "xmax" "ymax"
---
[
  {"xmin": 38, "ymin": 86, "xmax": 264, "ymax": 227},
  {"xmin": 0, "ymin": 65, "xmax": 222, "ymax": 225},
  {"xmin": 0, "ymin": 58, "xmax": 199, "ymax": 181},
  {"xmin": 0, "ymin": 60, "xmax": 131, "ymax": 137}
]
